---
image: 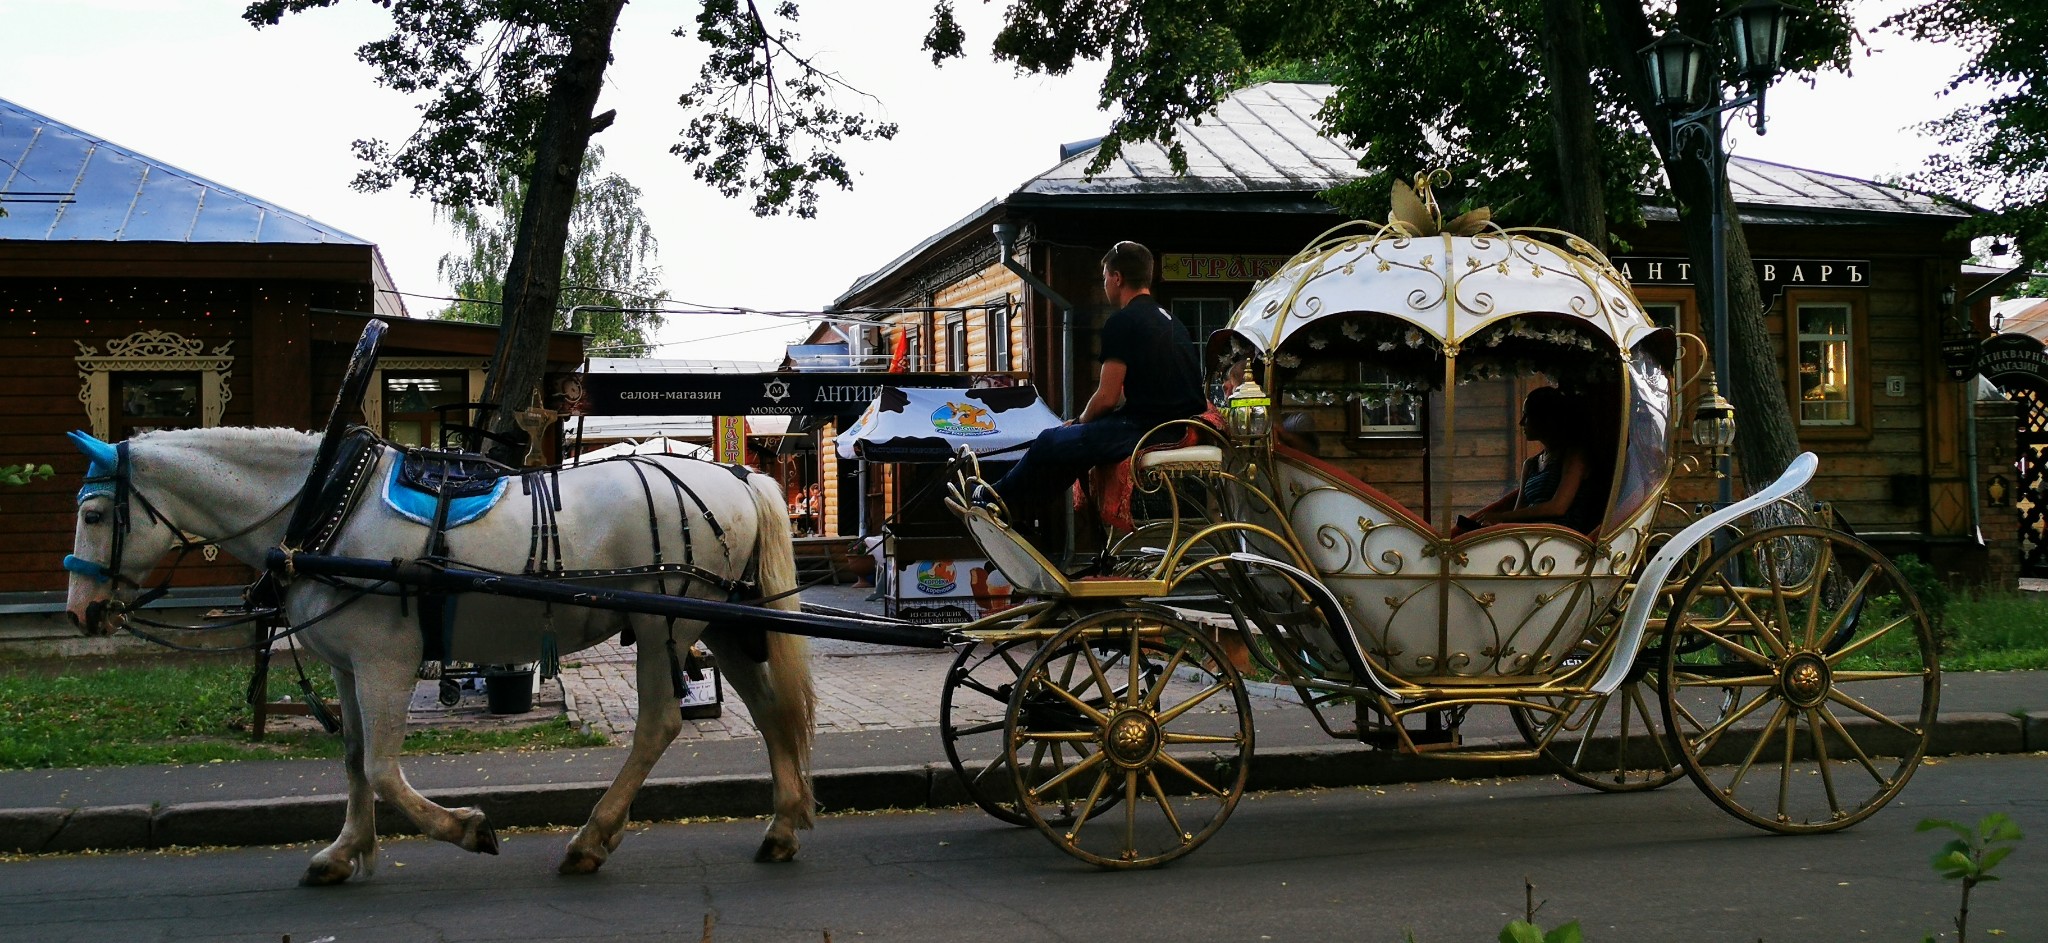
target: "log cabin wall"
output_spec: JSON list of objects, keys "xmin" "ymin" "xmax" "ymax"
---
[{"xmin": 0, "ymin": 277, "xmax": 382, "ymax": 595}]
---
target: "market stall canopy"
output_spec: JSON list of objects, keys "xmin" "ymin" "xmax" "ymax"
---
[
  {"xmin": 836, "ymin": 385, "xmax": 1061, "ymax": 462},
  {"xmin": 576, "ymin": 437, "xmax": 712, "ymax": 462}
]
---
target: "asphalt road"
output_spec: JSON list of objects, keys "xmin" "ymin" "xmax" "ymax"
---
[{"xmin": 4, "ymin": 753, "xmax": 2043, "ymax": 943}]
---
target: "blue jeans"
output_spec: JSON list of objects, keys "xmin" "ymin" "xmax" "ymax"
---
[{"xmin": 989, "ymin": 416, "xmax": 1148, "ymax": 517}]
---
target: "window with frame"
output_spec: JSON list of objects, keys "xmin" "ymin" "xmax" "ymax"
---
[
  {"xmin": 944, "ymin": 314, "xmax": 967, "ymax": 371},
  {"xmin": 383, "ymin": 372, "xmax": 469, "ymax": 447},
  {"xmin": 114, "ymin": 372, "xmax": 202, "ymax": 438},
  {"xmin": 1794, "ymin": 301, "xmax": 1855, "ymax": 425},
  {"xmin": 986, "ymin": 299, "xmax": 1014, "ymax": 371},
  {"xmin": 1353, "ymin": 364, "xmax": 1425, "ymax": 437},
  {"xmin": 1168, "ymin": 297, "xmax": 1234, "ymax": 357}
]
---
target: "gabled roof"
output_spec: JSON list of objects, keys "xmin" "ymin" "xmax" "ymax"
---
[
  {"xmin": 836, "ymin": 81, "xmax": 1971, "ymax": 308},
  {"xmin": 0, "ymin": 96, "xmax": 371, "ymax": 245},
  {"xmin": 1019, "ymin": 83, "xmax": 1368, "ymax": 198}
]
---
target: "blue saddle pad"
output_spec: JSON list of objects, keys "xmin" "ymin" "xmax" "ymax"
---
[{"xmin": 382, "ymin": 462, "xmax": 509, "ymax": 528}]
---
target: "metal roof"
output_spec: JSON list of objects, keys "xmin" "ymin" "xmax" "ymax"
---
[
  {"xmin": 588, "ymin": 357, "xmax": 779, "ymax": 374},
  {"xmin": 835, "ymin": 82, "xmax": 1972, "ymax": 306},
  {"xmin": 0, "ymin": 96, "xmax": 371, "ymax": 244},
  {"xmin": 1019, "ymin": 83, "xmax": 1367, "ymax": 197}
]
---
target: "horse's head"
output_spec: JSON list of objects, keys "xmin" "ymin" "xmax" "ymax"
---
[{"xmin": 64, "ymin": 431, "xmax": 185, "ymax": 635}]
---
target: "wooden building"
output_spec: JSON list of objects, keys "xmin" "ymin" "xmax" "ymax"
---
[
  {"xmin": 831, "ymin": 82, "xmax": 2015, "ymax": 588},
  {"xmin": 0, "ymin": 97, "xmax": 583, "ymax": 639}
]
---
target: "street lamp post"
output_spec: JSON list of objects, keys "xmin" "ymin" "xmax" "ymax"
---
[{"xmin": 1640, "ymin": 0, "xmax": 1796, "ymax": 507}]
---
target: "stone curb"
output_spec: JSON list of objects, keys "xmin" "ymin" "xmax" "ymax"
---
[{"xmin": 5, "ymin": 712, "xmax": 2039, "ymax": 855}]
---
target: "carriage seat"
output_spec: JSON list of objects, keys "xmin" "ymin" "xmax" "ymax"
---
[
  {"xmin": 383, "ymin": 448, "xmax": 518, "ymax": 528},
  {"xmin": 1137, "ymin": 443, "xmax": 1225, "ymax": 473},
  {"xmin": 1080, "ymin": 411, "xmax": 1227, "ymax": 534},
  {"xmin": 949, "ymin": 498, "xmax": 1169, "ymax": 600}
]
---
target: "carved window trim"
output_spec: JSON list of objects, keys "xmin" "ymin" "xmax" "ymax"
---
[
  {"xmin": 368, "ymin": 359, "xmax": 490, "ymax": 433},
  {"xmin": 76, "ymin": 330, "xmax": 234, "ymax": 439}
]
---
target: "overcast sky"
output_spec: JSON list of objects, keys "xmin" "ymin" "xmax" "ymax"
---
[{"xmin": 0, "ymin": 0, "xmax": 1976, "ymax": 361}]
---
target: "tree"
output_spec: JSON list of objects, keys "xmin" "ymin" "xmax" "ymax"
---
[
  {"xmin": 932, "ymin": 0, "xmax": 1864, "ymax": 490},
  {"xmin": 437, "ymin": 148, "xmax": 669, "ymax": 355},
  {"xmin": 1884, "ymin": 0, "xmax": 2048, "ymax": 272},
  {"xmin": 246, "ymin": 0, "xmax": 896, "ymax": 457}
]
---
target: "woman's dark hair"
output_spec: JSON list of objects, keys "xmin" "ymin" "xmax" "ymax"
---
[{"xmin": 1521, "ymin": 386, "xmax": 1579, "ymax": 447}]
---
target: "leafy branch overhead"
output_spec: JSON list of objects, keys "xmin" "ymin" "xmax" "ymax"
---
[
  {"xmin": 676, "ymin": 0, "xmax": 899, "ymax": 218},
  {"xmin": 1885, "ymin": 0, "xmax": 2048, "ymax": 264}
]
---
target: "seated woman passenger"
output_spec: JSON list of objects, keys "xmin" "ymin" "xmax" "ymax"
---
[{"xmin": 1452, "ymin": 387, "xmax": 1605, "ymax": 536}]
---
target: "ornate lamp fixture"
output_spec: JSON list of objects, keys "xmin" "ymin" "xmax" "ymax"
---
[
  {"xmin": 1691, "ymin": 376, "xmax": 1738, "ymax": 479},
  {"xmin": 1227, "ymin": 379, "xmax": 1272, "ymax": 440}
]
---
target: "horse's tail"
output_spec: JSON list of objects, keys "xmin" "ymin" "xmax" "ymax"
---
[{"xmin": 742, "ymin": 472, "xmax": 816, "ymax": 814}]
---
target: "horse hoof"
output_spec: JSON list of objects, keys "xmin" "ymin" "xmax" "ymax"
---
[
  {"xmin": 300, "ymin": 861, "xmax": 353, "ymax": 887},
  {"xmin": 557, "ymin": 849, "xmax": 605, "ymax": 875},
  {"xmin": 470, "ymin": 822, "xmax": 500, "ymax": 856},
  {"xmin": 754, "ymin": 837, "xmax": 799, "ymax": 863}
]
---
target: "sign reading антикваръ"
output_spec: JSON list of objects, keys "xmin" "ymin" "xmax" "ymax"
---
[{"xmin": 1615, "ymin": 257, "xmax": 1872, "ymax": 291}]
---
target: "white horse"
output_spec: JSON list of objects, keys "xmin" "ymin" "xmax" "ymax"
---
[{"xmin": 63, "ymin": 426, "xmax": 815, "ymax": 885}]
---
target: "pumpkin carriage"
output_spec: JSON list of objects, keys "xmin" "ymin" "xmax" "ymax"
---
[
  {"xmin": 66, "ymin": 187, "xmax": 1938, "ymax": 877},
  {"xmin": 934, "ymin": 198, "xmax": 1940, "ymax": 867}
]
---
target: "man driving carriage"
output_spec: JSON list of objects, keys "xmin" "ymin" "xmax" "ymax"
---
[{"xmin": 981, "ymin": 240, "xmax": 1207, "ymax": 523}]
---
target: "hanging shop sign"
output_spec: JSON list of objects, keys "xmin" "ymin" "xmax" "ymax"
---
[
  {"xmin": 578, "ymin": 371, "xmax": 1017, "ymax": 417},
  {"xmin": 1940, "ymin": 329, "xmax": 1984, "ymax": 382},
  {"xmin": 1976, "ymin": 332, "xmax": 2048, "ymax": 395},
  {"xmin": 1161, "ymin": 253, "xmax": 1292, "ymax": 282}
]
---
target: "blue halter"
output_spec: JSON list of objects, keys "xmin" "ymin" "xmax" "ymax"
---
[{"xmin": 65, "ymin": 432, "xmax": 129, "ymax": 585}]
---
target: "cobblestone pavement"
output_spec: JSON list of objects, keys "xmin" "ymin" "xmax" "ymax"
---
[{"xmin": 553, "ymin": 583, "xmax": 978, "ymax": 742}]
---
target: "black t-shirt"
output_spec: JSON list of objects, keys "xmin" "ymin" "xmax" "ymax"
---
[{"xmin": 1098, "ymin": 294, "xmax": 1206, "ymax": 427}]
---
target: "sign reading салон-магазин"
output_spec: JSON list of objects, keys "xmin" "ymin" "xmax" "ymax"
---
[{"xmin": 578, "ymin": 372, "xmax": 1018, "ymax": 417}]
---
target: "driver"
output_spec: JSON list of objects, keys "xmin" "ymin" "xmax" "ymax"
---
[{"xmin": 982, "ymin": 240, "xmax": 1206, "ymax": 522}]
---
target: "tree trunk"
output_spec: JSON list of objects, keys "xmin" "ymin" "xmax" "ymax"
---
[
  {"xmin": 480, "ymin": 0, "xmax": 629, "ymax": 461},
  {"xmin": 1600, "ymin": 0, "xmax": 1802, "ymax": 492},
  {"xmin": 1539, "ymin": 0, "xmax": 1607, "ymax": 249}
]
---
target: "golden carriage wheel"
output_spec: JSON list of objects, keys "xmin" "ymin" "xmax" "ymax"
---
[
  {"xmin": 941, "ymin": 636, "xmax": 1123, "ymax": 828},
  {"xmin": 1657, "ymin": 525, "xmax": 1939, "ymax": 833},
  {"xmin": 1006, "ymin": 609, "xmax": 1254, "ymax": 868},
  {"xmin": 1510, "ymin": 654, "xmax": 1688, "ymax": 793}
]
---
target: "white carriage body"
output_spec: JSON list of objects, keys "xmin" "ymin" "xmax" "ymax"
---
[{"xmin": 1220, "ymin": 223, "xmax": 1678, "ymax": 685}]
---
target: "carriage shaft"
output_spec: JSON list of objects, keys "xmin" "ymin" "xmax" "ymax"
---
[{"xmin": 265, "ymin": 550, "xmax": 957, "ymax": 649}]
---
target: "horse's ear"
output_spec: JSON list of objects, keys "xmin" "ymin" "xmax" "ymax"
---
[{"xmin": 68, "ymin": 430, "xmax": 119, "ymax": 475}]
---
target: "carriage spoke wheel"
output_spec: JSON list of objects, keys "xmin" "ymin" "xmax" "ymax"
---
[
  {"xmin": 1006, "ymin": 610, "xmax": 1253, "ymax": 869},
  {"xmin": 941, "ymin": 637, "xmax": 1122, "ymax": 827},
  {"xmin": 1511, "ymin": 655, "xmax": 1687, "ymax": 793},
  {"xmin": 1658, "ymin": 526, "xmax": 1938, "ymax": 833}
]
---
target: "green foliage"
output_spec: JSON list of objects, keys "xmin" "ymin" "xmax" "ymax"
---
[
  {"xmin": 1891, "ymin": 553, "xmax": 1954, "ymax": 650},
  {"xmin": 437, "ymin": 147, "xmax": 669, "ymax": 353},
  {"xmin": 1499, "ymin": 920, "xmax": 1583, "ymax": 943},
  {"xmin": 246, "ymin": 0, "xmax": 895, "ymax": 218},
  {"xmin": 1838, "ymin": 589, "xmax": 2048, "ymax": 672},
  {"xmin": 1, "ymin": 463, "xmax": 54, "ymax": 487},
  {"xmin": 1885, "ymin": 0, "xmax": 2048, "ymax": 269},
  {"xmin": 0, "ymin": 659, "xmax": 603, "ymax": 769},
  {"xmin": 930, "ymin": 0, "xmax": 1255, "ymax": 176},
  {"xmin": 675, "ymin": 0, "xmax": 899, "ymax": 218},
  {"xmin": 1917, "ymin": 813, "xmax": 2023, "ymax": 941}
]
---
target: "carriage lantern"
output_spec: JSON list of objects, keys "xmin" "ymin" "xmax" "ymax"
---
[
  {"xmin": 1690, "ymin": 374, "xmax": 1737, "ymax": 478},
  {"xmin": 1226, "ymin": 379, "xmax": 1272, "ymax": 439}
]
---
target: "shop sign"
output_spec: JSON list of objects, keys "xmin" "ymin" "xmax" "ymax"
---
[
  {"xmin": 1614, "ymin": 256, "xmax": 1871, "ymax": 298},
  {"xmin": 579, "ymin": 371, "xmax": 1015, "ymax": 417},
  {"xmin": 1940, "ymin": 330, "xmax": 1983, "ymax": 381},
  {"xmin": 1977, "ymin": 333, "xmax": 2048, "ymax": 394},
  {"xmin": 713, "ymin": 415, "xmax": 746, "ymax": 463},
  {"xmin": 1161, "ymin": 253, "xmax": 1291, "ymax": 282}
]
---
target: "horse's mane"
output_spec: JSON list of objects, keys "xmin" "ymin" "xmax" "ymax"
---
[{"xmin": 130, "ymin": 426, "xmax": 318, "ymax": 449}]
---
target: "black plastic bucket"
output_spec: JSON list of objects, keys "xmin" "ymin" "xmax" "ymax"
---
[{"xmin": 484, "ymin": 668, "xmax": 535, "ymax": 715}]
